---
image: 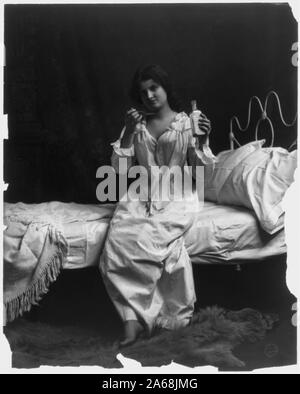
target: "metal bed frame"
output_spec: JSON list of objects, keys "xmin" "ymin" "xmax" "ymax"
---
[
  {"xmin": 225, "ymin": 91, "xmax": 297, "ymax": 271},
  {"xmin": 229, "ymin": 90, "xmax": 297, "ymax": 151}
]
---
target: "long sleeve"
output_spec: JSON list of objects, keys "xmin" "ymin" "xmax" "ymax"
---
[{"xmin": 111, "ymin": 127, "xmax": 136, "ymax": 174}]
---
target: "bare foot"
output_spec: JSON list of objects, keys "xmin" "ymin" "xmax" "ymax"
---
[{"xmin": 119, "ymin": 320, "xmax": 144, "ymax": 347}]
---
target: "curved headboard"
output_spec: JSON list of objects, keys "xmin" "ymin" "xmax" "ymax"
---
[{"xmin": 229, "ymin": 91, "xmax": 297, "ymax": 151}]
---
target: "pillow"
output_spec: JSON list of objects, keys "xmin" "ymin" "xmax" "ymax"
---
[
  {"xmin": 204, "ymin": 140, "xmax": 266, "ymax": 201},
  {"xmin": 218, "ymin": 147, "xmax": 298, "ymax": 234}
]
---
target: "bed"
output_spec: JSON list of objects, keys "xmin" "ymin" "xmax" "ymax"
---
[{"xmin": 3, "ymin": 91, "xmax": 297, "ymax": 323}]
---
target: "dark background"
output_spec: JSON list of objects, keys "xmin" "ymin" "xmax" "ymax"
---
[{"xmin": 3, "ymin": 3, "xmax": 298, "ymax": 203}]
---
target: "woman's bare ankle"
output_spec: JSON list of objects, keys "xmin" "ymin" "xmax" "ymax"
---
[{"xmin": 119, "ymin": 320, "xmax": 144, "ymax": 347}]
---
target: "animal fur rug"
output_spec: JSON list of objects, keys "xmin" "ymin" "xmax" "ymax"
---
[{"xmin": 4, "ymin": 306, "xmax": 278, "ymax": 370}]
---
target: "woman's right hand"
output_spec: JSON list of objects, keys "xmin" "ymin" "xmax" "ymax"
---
[
  {"xmin": 124, "ymin": 108, "xmax": 145, "ymax": 134},
  {"xmin": 120, "ymin": 108, "xmax": 144, "ymax": 148}
]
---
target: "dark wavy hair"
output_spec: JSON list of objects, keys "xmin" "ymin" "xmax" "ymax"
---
[{"xmin": 129, "ymin": 64, "xmax": 182, "ymax": 112}]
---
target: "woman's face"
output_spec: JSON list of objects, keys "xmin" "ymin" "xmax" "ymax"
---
[{"xmin": 139, "ymin": 79, "xmax": 168, "ymax": 112}]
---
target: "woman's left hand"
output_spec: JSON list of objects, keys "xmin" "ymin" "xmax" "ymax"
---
[
  {"xmin": 198, "ymin": 113, "xmax": 212, "ymax": 136},
  {"xmin": 194, "ymin": 113, "xmax": 211, "ymax": 150}
]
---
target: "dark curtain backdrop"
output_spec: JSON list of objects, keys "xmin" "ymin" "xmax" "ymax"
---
[{"xmin": 4, "ymin": 3, "xmax": 297, "ymax": 203}]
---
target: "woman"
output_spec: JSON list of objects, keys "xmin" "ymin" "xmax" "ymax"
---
[{"xmin": 100, "ymin": 64, "xmax": 215, "ymax": 346}]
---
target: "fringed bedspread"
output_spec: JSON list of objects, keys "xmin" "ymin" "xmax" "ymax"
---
[{"xmin": 3, "ymin": 214, "xmax": 68, "ymax": 324}]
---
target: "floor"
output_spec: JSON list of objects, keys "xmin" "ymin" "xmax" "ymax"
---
[
  {"xmin": 4, "ymin": 254, "xmax": 297, "ymax": 371},
  {"xmin": 193, "ymin": 255, "xmax": 297, "ymax": 371}
]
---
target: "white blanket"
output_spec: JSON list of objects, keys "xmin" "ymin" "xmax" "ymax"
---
[
  {"xmin": 3, "ymin": 211, "xmax": 68, "ymax": 323},
  {"xmin": 4, "ymin": 201, "xmax": 286, "ymax": 270}
]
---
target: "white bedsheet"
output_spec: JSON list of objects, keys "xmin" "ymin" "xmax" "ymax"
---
[
  {"xmin": 4, "ymin": 201, "xmax": 286, "ymax": 268},
  {"xmin": 185, "ymin": 202, "xmax": 286, "ymax": 263}
]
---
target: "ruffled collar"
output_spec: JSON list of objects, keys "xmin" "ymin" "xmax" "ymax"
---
[
  {"xmin": 169, "ymin": 111, "xmax": 189, "ymax": 131},
  {"xmin": 138, "ymin": 111, "xmax": 189, "ymax": 143}
]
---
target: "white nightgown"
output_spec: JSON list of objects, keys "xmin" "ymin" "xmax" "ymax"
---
[{"xmin": 99, "ymin": 112, "xmax": 216, "ymax": 333}]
